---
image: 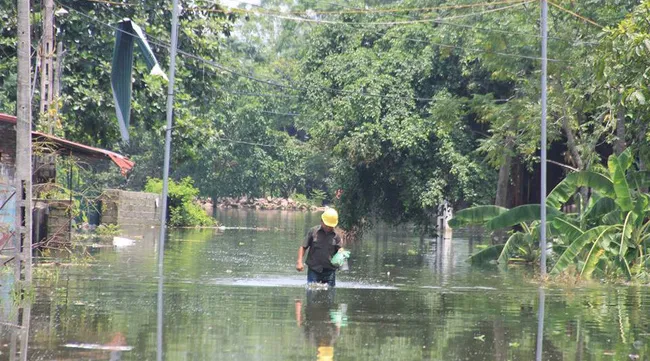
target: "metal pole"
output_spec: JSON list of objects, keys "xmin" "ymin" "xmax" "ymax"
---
[
  {"xmin": 539, "ymin": 0, "xmax": 548, "ymax": 277},
  {"xmin": 159, "ymin": 0, "xmax": 179, "ymax": 260},
  {"xmin": 16, "ymin": 0, "xmax": 32, "ymax": 285},
  {"xmin": 157, "ymin": 1, "xmax": 179, "ymax": 360}
]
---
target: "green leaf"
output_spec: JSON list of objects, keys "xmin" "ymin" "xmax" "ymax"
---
[
  {"xmin": 627, "ymin": 171, "xmax": 650, "ymax": 190},
  {"xmin": 550, "ymin": 225, "xmax": 617, "ymax": 275},
  {"xmin": 485, "ymin": 204, "xmax": 561, "ymax": 230},
  {"xmin": 468, "ymin": 244, "xmax": 504, "ymax": 264},
  {"xmin": 619, "ymin": 211, "xmax": 637, "ymax": 260},
  {"xmin": 617, "ymin": 148, "xmax": 634, "ymax": 172},
  {"xmin": 550, "ymin": 215, "xmax": 584, "ymax": 242},
  {"xmin": 497, "ymin": 232, "xmax": 526, "ymax": 266},
  {"xmin": 546, "ymin": 172, "xmax": 614, "ymax": 209},
  {"xmin": 583, "ymin": 197, "xmax": 617, "ymax": 222},
  {"xmin": 632, "ymin": 90, "xmax": 646, "ymax": 105},
  {"xmin": 580, "ymin": 245, "xmax": 604, "ymax": 279},
  {"xmin": 603, "ymin": 210, "xmax": 623, "ymax": 225},
  {"xmin": 448, "ymin": 205, "xmax": 507, "ymax": 228},
  {"xmin": 608, "ymin": 154, "xmax": 633, "ymax": 211}
]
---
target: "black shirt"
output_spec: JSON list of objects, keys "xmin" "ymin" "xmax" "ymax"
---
[{"xmin": 302, "ymin": 225, "xmax": 342, "ymax": 273}]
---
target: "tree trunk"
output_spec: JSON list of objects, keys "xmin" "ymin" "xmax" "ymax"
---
[
  {"xmin": 494, "ymin": 138, "xmax": 513, "ymax": 244},
  {"xmin": 562, "ymin": 113, "xmax": 587, "ymax": 213},
  {"xmin": 495, "ymin": 139, "xmax": 513, "ymax": 208},
  {"xmin": 562, "ymin": 113, "xmax": 584, "ymax": 170},
  {"xmin": 615, "ymin": 107, "xmax": 627, "ymax": 155}
]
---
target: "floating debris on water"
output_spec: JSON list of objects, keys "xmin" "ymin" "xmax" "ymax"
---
[{"xmin": 63, "ymin": 343, "xmax": 134, "ymax": 351}]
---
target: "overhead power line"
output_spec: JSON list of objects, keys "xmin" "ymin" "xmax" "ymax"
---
[
  {"xmin": 59, "ymin": 1, "xmax": 564, "ymax": 103},
  {"xmin": 247, "ymin": 1, "xmax": 533, "ymax": 25},
  {"xmin": 547, "ymin": 0, "xmax": 603, "ymax": 28},
  {"xmin": 191, "ymin": 0, "xmax": 528, "ymax": 16}
]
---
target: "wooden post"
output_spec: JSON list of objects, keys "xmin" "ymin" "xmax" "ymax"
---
[
  {"xmin": 16, "ymin": 0, "xmax": 33, "ymax": 284},
  {"xmin": 39, "ymin": 0, "xmax": 55, "ymax": 133}
]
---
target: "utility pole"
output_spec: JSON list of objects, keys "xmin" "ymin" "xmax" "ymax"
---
[
  {"xmin": 539, "ymin": 0, "xmax": 548, "ymax": 277},
  {"xmin": 40, "ymin": 0, "xmax": 55, "ymax": 133},
  {"xmin": 16, "ymin": 0, "xmax": 33, "ymax": 285},
  {"xmin": 157, "ymin": 1, "xmax": 180, "ymax": 361}
]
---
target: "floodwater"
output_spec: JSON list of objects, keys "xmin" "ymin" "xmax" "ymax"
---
[{"xmin": 1, "ymin": 210, "xmax": 650, "ymax": 360}]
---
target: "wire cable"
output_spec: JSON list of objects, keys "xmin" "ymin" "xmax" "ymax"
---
[
  {"xmin": 191, "ymin": 0, "xmax": 528, "ymax": 16},
  {"xmin": 257, "ymin": 1, "xmax": 533, "ymax": 25},
  {"xmin": 58, "ymin": 0, "xmax": 564, "ymax": 105},
  {"xmin": 547, "ymin": 0, "xmax": 603, "ymax": 28}
]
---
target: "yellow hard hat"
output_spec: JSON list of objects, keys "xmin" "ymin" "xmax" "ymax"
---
[{"xmin": 321, "ymin": 208, "xmax": 339, "ymax": 227}]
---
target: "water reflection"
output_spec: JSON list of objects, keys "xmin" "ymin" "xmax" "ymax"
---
[
  {"xmin": 3, "ymin": 301, "xmax": 30, "ymax": 361},
  {"xmin": 536, "ymin": 288, "xmax": 545, "ymax": 361},
  {"xmin": 2, "ymin": 211, "xmax": 650, "ymax": 360},
  {"xmin": 296, "ymin": 289, "xmax": 348, "ymax": 361}
]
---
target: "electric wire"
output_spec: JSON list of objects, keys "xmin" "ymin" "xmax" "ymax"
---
[
  {"xmin": 260, "ymin": 1, "xmax": 533, "ymax": 25},
  {"xmin": 547, "ymin": 0, "xmax": 603, "ymax": 28},
  {"xmin": 58, "ymin": 0, "xmax": 565, "ymax": 105}
]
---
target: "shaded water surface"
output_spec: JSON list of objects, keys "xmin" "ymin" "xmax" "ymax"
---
[{"xmin": 2, "ymin": 210, "xmax": 650, "ymax": 360}]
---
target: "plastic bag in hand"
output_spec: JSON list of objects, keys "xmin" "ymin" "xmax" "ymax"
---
[{"xmin": 331, "ymin": 249, "xmax": 350, "ymax": 268}]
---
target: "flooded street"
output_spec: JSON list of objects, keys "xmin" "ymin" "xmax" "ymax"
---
[{"xmin": 2, "ymin": 210, "xmax": 650, "ymax": 360}]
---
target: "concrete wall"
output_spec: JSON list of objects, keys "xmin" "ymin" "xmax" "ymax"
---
[{"xmin": 101, "ymin": 189, "xmax": 161, "ymax": 226}]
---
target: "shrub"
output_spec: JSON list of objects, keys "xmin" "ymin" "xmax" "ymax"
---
[{"xmin": 144, "ymin": 177, "xmax": 214, "ymax": 227}]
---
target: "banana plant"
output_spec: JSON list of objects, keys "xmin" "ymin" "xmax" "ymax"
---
[{"xmin": 451, "ymin": 149, "xmax": 650, "ymax": 279}]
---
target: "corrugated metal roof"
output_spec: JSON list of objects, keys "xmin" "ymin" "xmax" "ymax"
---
[{"xmin": 0, "ymin": 113, "xmax": 135, "ymax": 175}]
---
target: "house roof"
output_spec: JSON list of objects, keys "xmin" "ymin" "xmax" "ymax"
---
[{"xmin": 0, "ymin": 113, "xmax": 135, "ymax": 175}]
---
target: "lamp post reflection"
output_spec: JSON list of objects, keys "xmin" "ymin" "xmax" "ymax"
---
[
  {"xmin": 536, "ymin": 287, "xmax": 546, "ymax": 361},
  {"xmin": 157, "ymin": 236, "xmax": 165, "ymax": 361}
]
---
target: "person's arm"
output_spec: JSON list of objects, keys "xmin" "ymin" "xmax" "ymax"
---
[
  {"xmin": 297, "ymin": 229, "xmax": 312, "ymax": 271},
  {"xmin": 296, "ymin": 246, "xmax": 306, "ymax": 271}
]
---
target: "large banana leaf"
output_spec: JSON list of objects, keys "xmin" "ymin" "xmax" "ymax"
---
[
  {"xmin": 608, "ymin": 154, "xmax": 633, "ymax": 211},
  {"xmin": 448, "ymin": 205, "xmax": 507, "ymax": 228},
  {"xmin": 602, "ymin": 209, "xmax": 623, "ymax": 225},
  {"xmin": 580, "ymin": 245, "xmax": 604, "ymax": 279},
  {"xmin": 550, "ymin": 225, "xmax": 618, "ymax": 275},
  {"xmin": 468, "ymin": 244, "xmax": 505, "ymax": 264},
  {"xmin": 617, "ymin": 148, "xmax": 634, "ymax": 172},
  {"xmin": 550, "ymin": 215, "xmax": 584, "ymax": 243},
  {"xmin": 497, "ymin": 232, "xmax": 526, "ymax": 266},
  {"xmin": 627, "ymin": 171, "xmax": 650, "ymax": 190},
  {"xmin": 619, "ymin": 211, "xmax": 637, "ymax": 260},
  {"xmin": 485, "ymin": 204, "xmax": 561, "ymax": 230},
  {"xmin": 633, "ymin": 194, "xmax": 649, "ymax": 228},
  {"xmin": 546, "ymin": 171, "xmax": 614, "ymax": 209},
  {"xmin": 583, "ymin": 197, "xmax": 617, "ymax": 223}
]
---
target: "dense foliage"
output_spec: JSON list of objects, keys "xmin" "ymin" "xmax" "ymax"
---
[
  {"xmin": 144, "ymin": 177, "xmax": 214, "ymax": 227},
  {"xmin": 2, "ymin": 0, "xmax": 650, "ymax": 240}
]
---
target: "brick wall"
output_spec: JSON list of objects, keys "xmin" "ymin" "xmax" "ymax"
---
[
  {"xmin": 101, "ymin": 189, "xmax": 161, "ymax": 226},
  {"xmin": 32, "ymin": 199, "xmax": 71, "ymax": 244}
]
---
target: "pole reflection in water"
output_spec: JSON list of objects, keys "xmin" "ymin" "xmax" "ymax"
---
[
  {"xmin": 536, "ymin": 287, "xmax": 546, "ymax": 361},
  {"xmin": 157, "ymin": 236, "xmax": 165, "ymax": 361},
  {"xmin": 7, "ymin": 300, "xmax": 31, "ymax": 361},
  {"xmin": 296, "ymin": 288, "xmax": 348, "ymax": 361}
]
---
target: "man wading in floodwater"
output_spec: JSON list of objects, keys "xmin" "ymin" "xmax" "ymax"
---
[{"xmin": 296, "ymin": 208, "xmax": 344, "ymax": 287}]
